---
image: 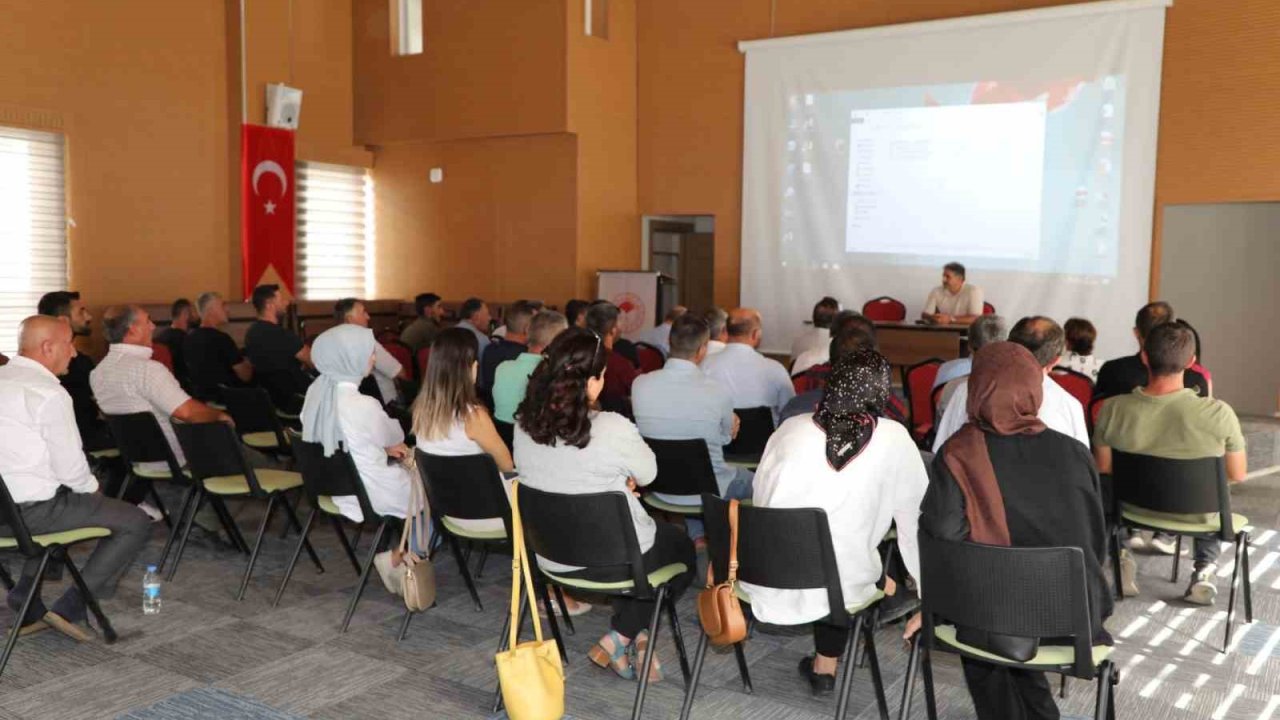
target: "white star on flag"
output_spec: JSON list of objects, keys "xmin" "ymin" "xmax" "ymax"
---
[{"xmin": 264, "ymin": 199, "xmax": 277, "ymax": 215}]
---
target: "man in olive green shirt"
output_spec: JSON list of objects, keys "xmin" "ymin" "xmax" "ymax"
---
[
  {"xmin": 492, "ymin": 310, "xmax": 567, "ymax": 423},
  {"xmin": 400, "ymin": 293, "xmax": 444, "ymax": 353},
  {"xmin": 1094, "ymin": 322, "xmax": 1247, "ymax": 606}
]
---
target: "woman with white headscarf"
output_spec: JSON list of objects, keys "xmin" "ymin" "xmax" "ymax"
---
[{"xmin": 301, "ymin": 324, "xmax": 412, "ymax": 592}]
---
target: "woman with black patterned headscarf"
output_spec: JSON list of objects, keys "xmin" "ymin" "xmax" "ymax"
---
[{"xmin": 740, "ymin": 348, "xmax": 929, "ymax": 696}]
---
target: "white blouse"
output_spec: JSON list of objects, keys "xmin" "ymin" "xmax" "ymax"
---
[
  {"xmin": 333, "ymin": 382, "xmax": 412, "ymax": 522},
  {"xmin": 741, "ymin": 415, "xmax": 927, "ymax": 625}
]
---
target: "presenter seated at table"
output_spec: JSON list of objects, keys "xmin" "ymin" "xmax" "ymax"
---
[{"xmin": 921, "ymin": 262, "xmax": 984, "ymax": 326}]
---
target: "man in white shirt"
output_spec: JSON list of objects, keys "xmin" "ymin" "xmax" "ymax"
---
[
  {"xmin": 789, "ymin": 296, "xmax": 839, "ymax": 364},
  {"xmin": 0, "ymin": 316, "xmax": 150, "ymax": 640},
  {"xmin": 701, "ymin": 308, "xmax": 795, "ymax": 423},
  {"xmin": 790, "ymin": 310, "xmax": 878, "ymax": 377},
  {"xmin": 933, "ymin": 316, "xmax": 1089, "ymax": 451},
  {"xmin": 921, "ymin": 262, "xmax": 984, "ymax": 326},
  {"xmin": 636, "ymin": 305, "xmax": 687, "ymax": 355},
  {"xmin": 335, "ymin": 298, "xmax": 408, "ymax": 404},
  {"xmin": 704, "ymin": 307, "xmax": 729, "ymax": 356}
]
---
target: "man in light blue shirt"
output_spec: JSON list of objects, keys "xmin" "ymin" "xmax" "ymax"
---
[
  {"xmin": 701, "ymin": 308, "xmax": 795, "ymax": 424},
  {"xmin": 455, "ymin": 297, "xmax": 492, "ymax": 355},
  {"xmin": 633, "ymin": 314, "xmax": 752, "ymax": 540},
  {"xmin": 636, "ymin": 306, "xmax": 687, "ymax": 356},
  {"xmin": 932, "ymin": 314, "xmax": 1007, "ymax": 389},
  {"xmin": 493, "ymin": 311, "xmax": 568, "ymax": 423}
]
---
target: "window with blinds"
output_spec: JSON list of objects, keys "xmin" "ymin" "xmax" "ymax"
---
[
  {"xmin": 0, "ymin": 126, "xmax": 67, "ymax": 356},
  {"xmin": 295, "ymin": 162, "xmax": 374, "ymax": 300}
]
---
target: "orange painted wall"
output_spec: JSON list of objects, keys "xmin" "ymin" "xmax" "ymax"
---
[{"xmin": 638, "ymin": 0, "xmax": 1280, "ymax": 306}]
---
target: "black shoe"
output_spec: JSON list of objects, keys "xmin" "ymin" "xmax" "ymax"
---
[{"xmin": 798, "ymin": 656, "xmax": 836, "ymax": 696}]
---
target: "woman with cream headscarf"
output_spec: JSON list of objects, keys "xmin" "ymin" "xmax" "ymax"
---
[{"xmin": 301, "ymin": 324, "xmax": 412, "ymax": 593}]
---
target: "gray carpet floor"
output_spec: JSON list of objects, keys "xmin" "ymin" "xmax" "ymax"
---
[{"xmin": 0, "ymin": 464, "xmax": 1278, "ymax": 719}]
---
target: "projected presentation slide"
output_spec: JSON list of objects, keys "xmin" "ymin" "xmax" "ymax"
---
[{"xmin": 779, "ymin": 77, "xmax": 1125, "ymax": 277}]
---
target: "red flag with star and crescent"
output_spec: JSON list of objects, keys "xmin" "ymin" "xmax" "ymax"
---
[{"xmin": 241, "ymin": 124, "xmax": 296, "ymax": 297}]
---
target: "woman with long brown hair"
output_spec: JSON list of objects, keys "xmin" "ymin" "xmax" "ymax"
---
[{"xmin": 514, "ymin": 327, "xmax": 695, "ymax": 682}]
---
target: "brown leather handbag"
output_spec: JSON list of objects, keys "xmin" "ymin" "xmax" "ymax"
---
[{"xmin": 696, "ymin": 499, "xmax": 747, "ymax": 646}]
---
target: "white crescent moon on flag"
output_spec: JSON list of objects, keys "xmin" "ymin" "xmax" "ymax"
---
[{"xmin": 251, "ymin": 160, "xmax": 288, "ymax": 196}]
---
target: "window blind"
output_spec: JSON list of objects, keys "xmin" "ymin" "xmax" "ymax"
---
[
  {"xmin": 0, "ymin": 126, "xmax": 67, "ymax": 356},
  {"xmin": 295, "ymin": 162, "xmax": 373, "ymax": 300}
]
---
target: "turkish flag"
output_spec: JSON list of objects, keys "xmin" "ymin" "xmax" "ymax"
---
[{"xmin": 241, "ymin": 124, "xmax": 296, "ymax": 297}]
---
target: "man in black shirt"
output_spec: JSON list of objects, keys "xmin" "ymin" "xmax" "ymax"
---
[
  {"xmin": 152, "ymin": 297, "xmax": 194, "ymax": 385},
  {"xmin": 184, "ymin": 292, "xmax": 253, "ymax": 402},
  {"xmin": 1094, "ymin": 302, "xmax": 1209, "ymax": 400},
  {"xmin": 243, "ymin": 284, "xmax": 311, "ymax": 411},
  {"xmin": 37, "ymin": 291, "xmax": 110, "ymax": 451}
]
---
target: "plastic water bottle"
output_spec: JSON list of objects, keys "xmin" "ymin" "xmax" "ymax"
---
[{"xmin": 142, "ymin": 565, "xmax": 161, "ymax": 615}]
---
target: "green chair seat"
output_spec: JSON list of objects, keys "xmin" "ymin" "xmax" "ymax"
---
[
  {"xmin": 89, "ymin": 448, "xmax": 120, "ymax": 460},
  {"xmin": 241, "ymin": 431, "xmax": 282, "ymax": 450},
  {"xmin": 207, "ymin": 402, "xmax": 227, "ymax": 411},
  {"xmin": 725, "ymin": 459, "xmax": 759, "ymax": 471},
  {"xmin": 204, "ymin": 469, "xmax": 303, "ymax": 495},
  {"xmin": 734, "ymin": 585, "xmax": 883, "ymax": 615},
  {"xmin": 642, "ymin": 495, "xmax": 703, "ymax": 515},
  {"xmin": 0, "ymin": 527, "xmax": 111, "ymax": 549},
  {"xmin": 883, "ymin": 527, "xmax": 897, "ymax": 542},
  {"xmin": 934, "ymin": 624, "xmax": 1114, "ymax": 668},
  {"xmin": 317, "ymin": 495, "xmax": 342, "ymax": 516},
  {"xmin": 544, "ymin": 562, "xmax": 688, "ymax": 592},
  {"xmin": 132, "ymin": 463, "xmax": 188, "ymax": 480},
  {"xmin": 441, "ymin": 516, "xmax": 507, "ymax": 541},
  {"xmin": 1121, "ymin": 508, "xmax": 1248, "ymax": 535}
]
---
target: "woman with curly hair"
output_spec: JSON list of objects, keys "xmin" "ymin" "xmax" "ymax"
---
[{"xmin": 514, "ymin": 327, "xmax": 695, "ymax": 683}]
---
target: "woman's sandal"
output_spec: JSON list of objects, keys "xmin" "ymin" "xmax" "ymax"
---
[
  {"xmin": 633, "ymin": 630, "xmax": 664, "ymax": 683},
  {"xmin": 588, "ymin": 630, "xmax": 636, "ymax": 680}
]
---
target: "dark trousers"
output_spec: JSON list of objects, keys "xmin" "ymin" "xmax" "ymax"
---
[
  {"xmin": 962, "ymin": 658, "xmax": 1060, "ymax": 720},
  {"xmin": 814, "ymin": 621, "xmax": 849, "ymax": 657},
  {"xmin": 562, "ymin": 522, "xmax": 695, "ymax": 638},
  {"xmin": 10, "ymin": 490, "xmax": 150, "ymax": 621}
]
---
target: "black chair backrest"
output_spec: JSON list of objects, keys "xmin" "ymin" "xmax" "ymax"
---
[
  {"xmin": 173, "ymin": 421, "xmax": 263, "ymax": 495},
  {"xmin": 918, "ymin": 533, "xmax": 1095, "ymax": 679},
  {"xmin": 414, "ymin": 450, "xmax": 511, "ymax": 528},
  {"xmin": 221, "ymin": 385, "xmax": 286, "ymax": 442},
  {"xmin": 1111, "ymin": 451, "xmax": 1233, "ymax": 538},
  {"xmin": 287, "ymin": 429, "xmax": 379, "ymax": 521},
  {"xmin": 516, "ymin": 483, "xmax": 654, "ymax": 596},
  {"xmin": 703, "ymin": 494, "xmax": 847, "ymax": 624},
  {"xmin": 643, "ymin": 438, "xmax": 719, "ymax": 498},
  {"xmin": 103, "ymin": 412, "xmax": 186, "ymax": 479},
  {"xmin": 724, "ymin": 406, "xmax": 774, "ymax": 458},
  {"xmin": 0, "ymin": 472, "xmax": 37, "ymax": 557}
]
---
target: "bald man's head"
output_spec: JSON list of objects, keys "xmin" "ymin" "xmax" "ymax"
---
[
  {"xmin": 18, "ymin": 315, "xmax": 77, "ymax": 376},
  {"xmin": 726, "ymin": 308, "xmax": 763, "ymax": 348}
]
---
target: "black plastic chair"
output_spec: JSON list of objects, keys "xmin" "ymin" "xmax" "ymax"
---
[
  {"xmin": 171, "ymin": 422, "xmax": 320, "ymax": 599},
  {"xmin": 103, "ymin": 412, "xmax": 245, "ymax": 568},
  {"xmin": 681, "ymin": 495, "xmax": 889, "ymax": 720},
  {"xmin": 280, "ymin": 430, "xmax": 409, "ymax": 635},
  {"xmin": 900, "ymin": 534, "xmax": 1118, "ymax": 720},
  {"xmin": 640, "ymin": 438, "xmax": 720, "ymax": 517},
  {"xmin": 1109, "ymin": 452, "xmax": 1250, "ymax": 652},
  {"xmin": 723, "ymin": 406, "xmax": 774, "ymax": 467},
  {"xmin": 513, "ymin": 484, "xmax": 692, "ymax": 720},
  {"xmin": 0, "ymin": 472, "xmax": 119, "ymax": 677},
  {"xmin": 220, "ymin": 385, "xmax": 291, "ymax": 457}
]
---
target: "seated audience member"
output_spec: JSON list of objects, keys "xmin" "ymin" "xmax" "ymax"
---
[
  {"xmin": 301, "ymin": 324, "xmax": 415, "ymax": 594},
  {"xmin": 244, "ymin": 284, "xmax": 311, "ymax": 410},
  {"xmin": 1094, "ymin": 301, "xmax": 1208, "ymax": 399},
  {"xmin": 746, "ymin": 349, "xmax": 927, "ymax": 695},
  {"xmin": 704, "ymin": 307, "xmax": 729, "ymax": 356},
  {"xmin": 586, "ymin": 301, "xmax": 639, "ymax": 414},
  {"xmin": 1093, "ymin": 322, "xmax": 1247, "ymax": 604},
  {"xmin": 37, "ymin": 291, "xmax": 109, "ymax": 451},
  {"xmin": 921, "ymin": 261, "xmax": 984, "ymax": 326},
  {"xmin": 492, "ymin": 299, "xmax": 543, "ymax": 339},
  {"xmin": 335, "ymin": 298, "xmax": 408, "ymax": 405},
  {"xmin": 790, "ymin": 296, "xmax": 840, "ymax": 366},
  {"xmin": 703, "ymin": 308, "xmax": 796, "ymax": 423},
  {"xmin": 493, "ymin": 310, "xmax": 568, "ymax": 424},
  {"xmin": 791, "ymin": 310, "xmax": 876, "ymax": 376},
  {"xmin": 637, "ymin": 306, "xmax": 687, "ymax": 356},
  {"xmin": 153, "ymin": 297, "xmax": 195, "ymax": 382},
  {"xmin": 514, "ymin": 328, "xmax": 695, "ymax": 682},
  {"xmin": 919, "ymin": 341, "xmax": 1112, "ymax": 720},
  {"xmin": 933, "ymin": 316, "xmax": 1088, "ymax": 451},
  {"xmin": 455, "ymin": 297, "xmax": 492, "ymax": 354},
  {"xmin": 400, "ymin": 292, "xmax": 444, "ymax": 353},
  {"xmin": 632, "ymin": 315, "xmax": 752, "ymax": 539},
  {"xmin": 184, "ymin": 291, "xmax": 253, "ymax": 402},
  {"xmin": 480, "ymin": 301, "xmax": 535, "ymax": 396},
  {"xmin": 564, "ymin": 298, "xmax": 591, "ymax": 329},
  {"xmin": 934, "ymin": 314, "xmax": 1006, "ymax": 390},
  {"xmin": 779, "ymin": 327, "xmax": 877, "ymax": 424},
  {"xmin": 0, "ymin": 316, "xmax": 151, "ymax": 641},
  {"xmin": 1061, "ymin": 317, "xmax": 1102, "ymax": 381}
]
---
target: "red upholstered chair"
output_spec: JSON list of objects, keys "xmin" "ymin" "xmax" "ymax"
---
[
  {"xmin": 1050, "ymin": 367, "xmax": 1094, "ymax": 409},
  {"xmin": 151, "ymin": 343, "xmax": 175, "ymax": 373},
  {"xmin": 415, "ymin": 347, "xmax": 431, "ymax": 380},
  {"xmin": 902, "ymin": 358, "xmax": 943, "ymax": 445},
  {"xmin": 862, "ymin": 296, "xmax": 907, "ymax": 322},
  {"xmin": 983, "ymin": 302, "xmax": 996, "ymax": 315},
  {"xmin": 1088, "ymin": 395, "xmax": 1107, "ymax": 435},
  {"xmin": 635, "ymin": 342, "xmax": 665, "ymax": 374},
  {"xmin": 792, "ymin": 363, "xmax": 831, "ymax": 394},
  {"xmin": 380, "ymin": 339, "xmax": 413, "ymax": 379}
]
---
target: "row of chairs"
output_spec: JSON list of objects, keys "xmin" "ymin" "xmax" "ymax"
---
[{"xmin": 861, "ymin": 297, "xmax": 997, "ymax": 323}]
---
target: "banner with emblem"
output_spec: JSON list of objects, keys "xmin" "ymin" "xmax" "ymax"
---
[
  {"xmin": 596, "ymin": 271, "xmax": 662, "ymax": 341},
  {"xmin": 241, "ymin": 124, "xmax": 296, "ymax": 297}
]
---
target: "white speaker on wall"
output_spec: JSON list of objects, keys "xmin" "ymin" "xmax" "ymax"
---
[{"xmin": 265, "ymin": 83, "xmax": 303, "ymax": 129}]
